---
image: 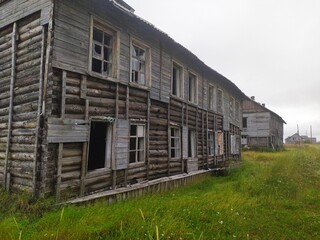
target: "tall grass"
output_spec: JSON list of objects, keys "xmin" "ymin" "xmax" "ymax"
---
[{"xmin": 1, "ymin": 145, "xmax": 320, "ymax": 239}]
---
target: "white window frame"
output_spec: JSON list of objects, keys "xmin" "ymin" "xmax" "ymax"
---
[
  {"xmin": 89, "ymin": 18, "xmax": 119, "ymax": 79},
  {"xmin": 171, "ymin": 61, "xmax": 184, "ymax": 98},
  {"xmin": 208, "ymin": 84, "xmax": 215, "ymax": 111},
  {"xmin": 170, "ymin": 127, "xmax": 181, "ymax": 159},
  {"xmin": 188, "ymin": 72, "xmax": 198, "ymax": 104},
  {"xmin": 188, "ymin": 129, "xmax": 197, "ymax": 158},
  {"xmin": 208, "ymin": 130, "xmax": 215, "ymax": 156},
  {"xmin": 129, "ymin": 124, "xmax": 146, "ymax": 164},
  {"xmin": 130, "ymin": 38, "xmax": 151, "ymax": 88}
]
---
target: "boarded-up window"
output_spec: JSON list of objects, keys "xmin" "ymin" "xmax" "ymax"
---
[
  {"xmin": 172, "ymin": 62, "xmax": 183, "ymax": 98},
  {"xmin": 88, "ymin": 121, "xmax": 112, "ymax": 171},
  {"xmin": 129, "ymin": 124, "xmax": 145, "ymax": 163},
  {"xmin": 182, "ymin": 126, "xmax": 188, "ymax": 158},
  {"xmin": 170, "ymin": 127, "xmax": 181, "ymax": 159},
  {"xmin": 217, "ymin": 89, "xmax": 223, "ymax": 113},
  {"xmin": 188, "ymin": 72, "xmax": 197, "ymax": 104},
  {"xmin": 91, "ymin": 24, "xmax": 116, "ymax": 77},
  {"xmin": 216, "ymin": 131, "xmax": 224, "ymax": 156}
]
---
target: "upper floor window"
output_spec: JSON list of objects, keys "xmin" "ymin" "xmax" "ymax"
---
[
  {"xmin": 235, "ymin": 101, "xmax": 240, "ymax": 121},
  {"xmin": 217, "ymin": 89, "xmax": 223, "ymax": 113},
  {"xmin": 229, "ymin": 97, "xmax": 235, "ymax": 118},
  {"xmin": 208, "ymin": 85, "xmax": 215, "ymax": 111},
  {"xmin": 91, "ymin": 22, "xmax": 117, "ymax": 77},
  {"xmin": 243, "ymin": 117, "xmax": 248, "ymax": 128},
  {"xmin": 188, "ymin": 72, "xmax": 197, "ymax": 104},
  {"xmin": 172, "ymin": 62, "xmax": 183, "ymax": 98},
  {"xmin": 130, "ymin": 40, "xmax": 150, "ymax": 86},
  {"xmin": 129, "ymin": 124, "xmax": 145, "ymax": 163}
]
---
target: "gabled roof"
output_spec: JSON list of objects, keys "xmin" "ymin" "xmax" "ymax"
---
[{"xmin": 108, "ymin": 0, "xmax": 247, "ymax": 100}]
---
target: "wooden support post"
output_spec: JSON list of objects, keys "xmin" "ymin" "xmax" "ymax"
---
[
  {"xmin": 4, "ymin": 22, "xmax": 17, "ymax": 192},
  {"xmin": 56, "ymin": 143, "xmax": 63, "ymax": 200},
  {"xmin": 146, "ymin": 92, "xmax": 151, "ymax": 180},
  {"xmin": 202, "ymin": 111, "xmax": 205, "ymax": 169},
  {"xmin": 181, "ymin": 103, "xmax": 184, "ymax": 173},
  {"xmin": 167, "ymin": 102, "xmax": 171, "ymax": 176},
  {"xmin": 206, "ymin": 111, "xmax": 209, "ymax": 168},
  {"xmin": 32, "ymin": 26, "xmax": 46, "ymax": 197},
  {"xmin": 41, "ymin": 2, "xmax": 53, "ymax": 115},
  {"xmin": 80, "ymin": 99, "xmax": 89, "ymax": 196},
  {"xmin": 113, "ymin": 83, "xmax": 119, "ymax": 189}
]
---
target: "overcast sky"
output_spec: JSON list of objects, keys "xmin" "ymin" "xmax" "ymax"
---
[{"xmin": 125, "ymin": 0, "xmax": 320, "ymax": 141}]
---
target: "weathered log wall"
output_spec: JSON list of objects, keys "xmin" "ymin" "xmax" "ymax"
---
[{"xmin": 0, "ymin": 12, "xmax": 46, "ymax": 193}]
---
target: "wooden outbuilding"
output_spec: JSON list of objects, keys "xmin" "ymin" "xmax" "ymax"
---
[{"xmin": 0, "ymin": 0, "xmax": 246, "ymax": 199}]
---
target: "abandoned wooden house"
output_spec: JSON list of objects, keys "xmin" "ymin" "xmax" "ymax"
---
[
  {"xmin": 242, "ymin": 96, "xmax": 286, "ymax": 149},
  {"xmin": 0, "ymin": 0, "xmax": 247, "ymax": 199}
]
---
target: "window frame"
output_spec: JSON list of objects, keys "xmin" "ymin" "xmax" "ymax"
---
[
  {"xmin": 208, "ymin": 130, "xmax": 215, "ymax": 156},
  {"xmin": 188, "ymin": 129, "xmax": 197, "ymax": 158},
  {"xmin": 170, "ymin": 127, "xmax": 181, "ymax": 159},
  {"xmin": 130, "ymin": 38, "xmax": 151, "ymax": 88},
  {"xmin": 229, "ymin": 96, "xmax": 235, "ymax": 119},
  {"xmin": 171, "ymin": 61, "xmax": 184, "ymax": 99},
  {"xmin": 243, "ymin": 117, "xmax": 248, "ymax": 128},
  {"xmin": 217, "ymin": 88, "xmax": 223, "ymax": 114},
  {"xmin": 129, "ymin": 123, "xmax": 146, "ymax": 164},
  {"xmin": 89, "ymin": 17, "xmax": 119, "ymax": 79},
  {"xmin": 188, "ymin": 71, "xmax": 198, "ymax": 104},
  {"xmin": 208, "ymin": 84, "xmax": 215, "ymax": 111}
]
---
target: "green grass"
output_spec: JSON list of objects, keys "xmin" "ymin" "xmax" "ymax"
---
[{"xmin": 1, "ymin": 145, "xmax": 320, "ymax": 239}]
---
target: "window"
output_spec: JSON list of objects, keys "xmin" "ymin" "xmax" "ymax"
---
[
  {"xmin": 208, "ymin": 85, "xmax": 215, "ymax": 110},
  {"xmin": 91, "ymin": 24, "xmax": 116, "ymax": 77},
  {"xmin": 170, "ymin": 127, "xmax": 181, "ymax": 159},
  {"xmin": 88, "ymin": 121, "xmax": 112, "ymax": 171},
  {"xmin": 131, "ymin": 41, "xmax": 150, "ymax": 86},
  {"xmin": 217, "ymin": 89, "xmax": 223, "ymax": 113},
  {"xmin": 188, "ymin": 72, "xmax": 197, "ymax": 104},
  {"xmin": 129, "ymin": 124, "xmax": 145, "ymax": 163},
  {"xmin": 188, "ymin": 130, "xmax": 196, "ymax": 158},
  {"xmin": 229, "ymin": 97, "xmax": 235, "ymax": 118},
  {"xmin": 208, "ymin": 131, "xmax": 214, "ymax": 156},
  {"xmin": 243, "ymin": 117, "xmax": 247, "ymax": 128},
  {"xmin": 235, "ymin": 101, "xmax": 240, "ymax": 121},
  {"xmin": 172, "ymin": 62, "xmax": 183, "ymax": 98}
]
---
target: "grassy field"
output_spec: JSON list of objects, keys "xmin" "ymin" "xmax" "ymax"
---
[{"xmin": 1, "ymin": 145, "xmax": 320, "ymax": 239}]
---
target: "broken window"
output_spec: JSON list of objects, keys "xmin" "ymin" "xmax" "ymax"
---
[
  {"xmin": 217, "ymin": 89, "xmax": 223, "ymax": 113},
  {"xmin": 131, "ymin": 41, "xmax": 150, "ymax": 85},
  {"xmin": 91, "ymin": 26, "xmax": 114, "ymax": 76},
  {"xmin": 87, "ymin": 121, "xmax": 112, "ymax": 171},
  {"xmin": 129, "ymin": 124, "xmax": 145, "ymax": 163},
  {"xmin": 188, "ymin": 129, "xmax": 196, "ymax": 158},
  {"xmin": 188, "ymin": 72, "xmax": 197, "ymax": 104},
  {"xmin": 172, "ymin": 62, "xmax": 183, "ymax": 98},
  {"xmin": 208, "ymin": 131, "xmax": 215, "ymax": 156},
  {"xmin": 208, "ymin": 85, "xmax": 215, "ymax": 110},
  {"xmin": 170, "ymin": 127, "xmax": 181, "ymax": 159}
]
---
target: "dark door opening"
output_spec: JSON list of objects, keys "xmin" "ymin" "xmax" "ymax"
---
[{"xmin": 88, "ymin": 121, "xmax": 107, "ymax": 171}]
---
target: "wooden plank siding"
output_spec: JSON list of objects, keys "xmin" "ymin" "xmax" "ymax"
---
[{"xmin": 0, "ymin": 0, "xmax": 246, "ymax": 199}]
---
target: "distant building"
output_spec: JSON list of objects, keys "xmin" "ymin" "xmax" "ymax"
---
[
  {"xmin": 242, "ymin": 96, "xmax": 286, "ymax": 149},
  {"xmin": 285, "ymin": 133, "xmax": 317, "ymax": 144}
]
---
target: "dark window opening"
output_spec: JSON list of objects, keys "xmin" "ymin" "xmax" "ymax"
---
[
  {"xmin": 243, "ymin": 117, "xmax": 247, "ymax": 128},
  {"xmin": 88, "ymin": 121, "xmax": 107, "ymax": 171}
]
